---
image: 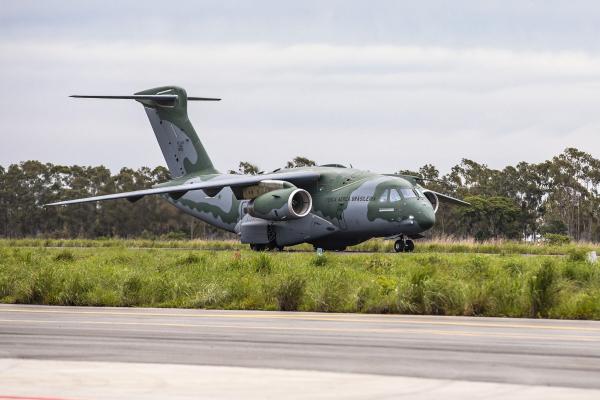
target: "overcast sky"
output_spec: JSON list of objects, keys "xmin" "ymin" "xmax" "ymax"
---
[{"xmin": 2, "ymin": 1, "xmax": 600, "ymax": 174}]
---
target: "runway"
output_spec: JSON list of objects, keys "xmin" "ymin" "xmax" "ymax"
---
[{"xmin": 1, "ymin": 304, "xmax": 599, "ymax": 399}]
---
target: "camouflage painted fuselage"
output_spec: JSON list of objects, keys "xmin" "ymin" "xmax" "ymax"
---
[
  {"xmin": 161, "ymin": 166, "xmax": 435, "ymax": 249},
  {"xmin": 57, "ymin": 85, "xmax": 437, "ymax": 250}
]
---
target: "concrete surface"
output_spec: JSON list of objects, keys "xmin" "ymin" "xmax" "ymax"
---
[
  {"xmin": 2, "ymin": 358, "xmax": 600, "ymax": 400},
  {"xmin": 0, "ymin": 304, "xmax": 599, "ymax": 399}
]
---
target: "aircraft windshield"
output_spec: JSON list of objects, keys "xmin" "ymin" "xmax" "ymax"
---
[
  {"xmin": 400, "ymin": 188, "xmax": 417, "ymax": 199},
  {"xmin": 379, "ymin": 189, "xmax": 389, "ymax": 202}
]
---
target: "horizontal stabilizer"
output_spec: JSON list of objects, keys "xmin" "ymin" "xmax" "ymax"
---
[{"xmin": 70, "ymin": 94, "xmax": 221, "ymax": 106}]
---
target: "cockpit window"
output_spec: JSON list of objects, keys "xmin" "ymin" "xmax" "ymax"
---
[
  {"xmin": 400, "ymin": 188, "xmax": 417, "ymax": 199},
  {"xmin": 389, "ymin": 189, "xmax": 401, "ymax": 202},
  {"xmin": 379, "ymin": 189, "xmax": 389, "ymax": 202}
]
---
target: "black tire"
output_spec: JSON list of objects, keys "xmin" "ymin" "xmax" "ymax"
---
[
  {"xmin": 394, "ymin": 240, "xmax": 405, "ymax": 253},
  {"xmin": 405, "ymin": 239, "xmax": 415, "ymax": 252},
  {"xmin": 250, "ymin": 243, "xmax": 266, "ymax": 251}
]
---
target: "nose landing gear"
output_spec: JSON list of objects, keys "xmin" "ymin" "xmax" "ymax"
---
[{"xmin": 394, "ymin": 236, "xmax": 415, "ymax": 253}]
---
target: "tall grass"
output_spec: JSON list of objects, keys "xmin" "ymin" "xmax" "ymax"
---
[
  {"xmin": 1, "ymin": 246, "xmax": 600, "ymax": 319},
  {"xmin": 3, "ymin": 237, "xmax": 599, "ymax": 256}
]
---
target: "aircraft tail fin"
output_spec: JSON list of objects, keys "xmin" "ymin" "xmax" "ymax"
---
[{"xmin": 71, "ymin": 86, "xmax": 220, "ymax": 177}]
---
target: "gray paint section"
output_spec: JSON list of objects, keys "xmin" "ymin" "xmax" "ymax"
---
[
  {"xmin": 274, "ymin": 214, "xmax": 338, "ymax": 246},
  {"xmin": 343, "ymin": 175, "xmax": 390, "ymax": 233},
  {"xmin": 144, "ymin": 107, "xmax": 198, "ymax": 177}
]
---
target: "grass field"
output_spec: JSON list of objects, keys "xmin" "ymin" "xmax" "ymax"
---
[
  {"xmin": 2, "ymin": 237, "xmax": 600, "ymax": 255},
  {"xmin": 1, "ymin": 242, "xmax": 599, "ymax": 319}
]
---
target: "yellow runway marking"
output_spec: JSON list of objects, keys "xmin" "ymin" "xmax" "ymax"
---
[
  {"xmin": 1, "ymin": 318, "xmax": 599, "ymax": 342},
  {"xmin": 1, "ymin": 307, "xmax": 600, "ymax": 333}
]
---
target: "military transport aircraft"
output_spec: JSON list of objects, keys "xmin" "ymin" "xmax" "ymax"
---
[{"xmin": 47, "ymin": 86, "xmax": 469, "ymax": 252}]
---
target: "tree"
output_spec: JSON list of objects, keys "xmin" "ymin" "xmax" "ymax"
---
[
  {"xmin": 286, "ymin": 156, "xmax": 316, "ymax": 168},
  {"xmin": 540, "ymin": 219, "xmax": 568, "ymax": 235},
  {"xmin": 229, "ymin": 161, "xmax": 260, "ymax": 175},
  {"xmin": 0, "ymin": 161, "xmax": 235, "ymax": 239},
  {"xmin": 3, "ymin": 146, "xmax": 600, "ymax": 241},
  {"xmin": 457, "ymin": 196, "xmax": 522, "ymax": 240}
]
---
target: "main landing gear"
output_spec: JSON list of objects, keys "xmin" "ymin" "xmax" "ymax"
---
[
  {"xmin": 394, "ymin": 236, "xmax": 415, "ymax": 253},
  {"xmin": 250, "ymin": 242, "xmax": 284, "ymax": 252}
]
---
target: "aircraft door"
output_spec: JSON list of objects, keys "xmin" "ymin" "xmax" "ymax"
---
[{"xmin": 377, "ymin": 188, "xmax": 402, "ymax": 220}]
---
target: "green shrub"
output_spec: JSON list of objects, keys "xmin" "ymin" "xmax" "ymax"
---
[
  {"xmin": 355, "ymin": 275, "xmax": 399, "ymax": 313},
  {"xmin": 252, "ymin": 253, "xmax": 273, "ymax": 274},
  {"xmin": 544, "ymin": 233, "xmax": 570, "ymax": 245},
  {"xmin": 550, "ymin": 291, "xmax": 600, "ymax": 319},
  {"xmin": 191, "ymin": 282, "xmax": 231, "ymax": 308},
  {"xmin": 160, "ymin": 231, "xmax": 188, "ymax": 240},
  {"xmin": 274, "ymin": 274, "xmax": 306, "ymax": 311},
  {"xmin": 562, "ymin": 261, "xmax": 596, "ymax": 285},
  {"xmin": 398, "ymin": 265, "xmax": 457, "ymax": 315},
  {"xmin": 528, "ymin": 261, "xmax": 559, "ymax": 317},
  {"xmin": 19, "ymin": 266, "xmax": 60, "ymax": 304},
  {"xmin": 1, "ymin": 245, "xmax": 599, "ymax": 319},
  {"xmin": 176, "ymin": 253, "xmax": 203, "ymax": 266},
  {"xmin": 567, "ymin": 248, "xmax": 587, "ymax": 262},
  {"xmin": 53, "ymin": 250, "xmax": 75, "ymax": 262},
  {"xmin": 365, "ymin": 255, "xmax": 392, "ymax": 271},
  {"xmin": 311, "ymin": 254, "xmax": 329, "ymax": 267},
  {"xmin": 121, "ymin": 274, "xmax": 145, "ymax": 306},
  {"xmin": 58, "ymin": 273, "xmax": 93, "ymax": 306},
  {"xmin": 503, "ymin": 260, "xmax": 525, "ymax": 276},
  {"xmin": 308, "ymin": 270, "xmax": 352, "ymax": 312}
]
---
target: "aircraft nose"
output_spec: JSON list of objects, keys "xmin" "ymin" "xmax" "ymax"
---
[{"xmin": 417, "ymin": 207, "xmax": 436, "ymax": 231}]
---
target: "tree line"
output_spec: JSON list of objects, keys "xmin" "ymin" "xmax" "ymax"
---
[{"xmin": 0, "ymin": 149, "xmax": 598, "ymax": 241}]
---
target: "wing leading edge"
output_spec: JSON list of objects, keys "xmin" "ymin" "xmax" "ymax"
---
[
  {"xmin": 422, "ymin": 189, "xmax": 471, "ymax": 206},
  {"xmin": 45, "ymin": 171, "xmax": 320, "ymax": 207}
]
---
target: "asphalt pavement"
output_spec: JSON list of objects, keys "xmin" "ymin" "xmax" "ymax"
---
[{"xmin": 0, "ymin": 304, "xmax": 599, "ymax": 399}]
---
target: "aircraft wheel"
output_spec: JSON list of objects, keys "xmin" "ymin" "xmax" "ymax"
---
[
  {"xmin": 405, "ymin": 239, "xmax": 415, "ymax": 252},
  {"xmin": 394, "ymin": 239, "xmax": 406, "ymax": 253},
  {"xmin": 250, "ymin": 243, "xmax": 266, "ymax": 251},
  {"xmin": 329, "ymin": 246, "xmax": 346, "ymax": 252}
]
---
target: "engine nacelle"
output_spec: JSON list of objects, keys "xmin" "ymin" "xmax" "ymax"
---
[
  {"xmin": 423, "ymin": 190, "xmax": 439, "ymax": 213},
  {"xmin": 247, "ymin": 187, "xmax": 312, "ymax": 221}
]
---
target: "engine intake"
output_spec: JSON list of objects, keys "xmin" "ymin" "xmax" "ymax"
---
[
  {"xmin": 247, "ymin": 187, "xmax": 312, "ymax": 221},
  {"xmin": 423, "ymin": 191, "xmax": 439, "ymax": 213}
]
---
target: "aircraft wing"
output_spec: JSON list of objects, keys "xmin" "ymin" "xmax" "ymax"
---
[
  {"xmin": 422, "ymin": 189, "xmax": 470, "ymax": 206},
  {"xmin": 45, "ymin": 170, "xmax": 320, "ymax": 206}
]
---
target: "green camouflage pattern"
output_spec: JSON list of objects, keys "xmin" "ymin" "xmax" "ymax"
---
[
  {"xmin": 135, "ymin": 86, "xmax": 438, "ymax": 249},
  {"xmin": 59, "ymin": 85, "xmax": 443, "ymax": 250},
  {"xmin": 155, "ymin": 165, "xmax": 434, "ymax": 248},
  {"xmin": 136, "ymin": 86, "xmax": 218, "ymax": 177}
]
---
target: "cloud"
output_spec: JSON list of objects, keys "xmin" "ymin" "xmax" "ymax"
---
[{"xmin": 1, "ymin": 40, "xmax": 600, "ymax": 173}]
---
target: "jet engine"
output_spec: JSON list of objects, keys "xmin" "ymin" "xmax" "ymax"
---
[
  {"xmin": 423, "ymin": 190, "xmax": 439, "ymax": 213},
  {"xmin": 247, "ymin": 187, "xmax": 312, "ymax": 221}
]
